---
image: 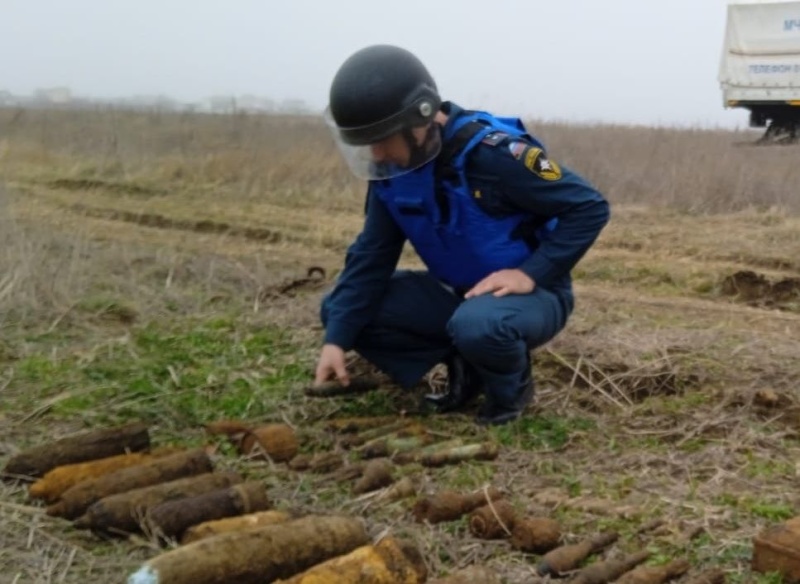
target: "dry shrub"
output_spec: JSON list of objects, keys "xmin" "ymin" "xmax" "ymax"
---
[
  {"xmin": 2, "ymin": 106, "xmax": 798, "ymax": 215},
  {"xmin": 0, "ymin": 182, "xmax": 91, "ymax": 325},
  {"xmin": 0, "ymin": 182, "xmax": 299, "ymax": 331},
  {"xmin": 528, "ymin": 121, "xmax": 800, "ymax": 214}
]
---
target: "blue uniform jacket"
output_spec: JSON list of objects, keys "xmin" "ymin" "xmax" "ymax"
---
[{"xmin": 323, "ymin": 102, "xmax": 611, "ymax": 351}]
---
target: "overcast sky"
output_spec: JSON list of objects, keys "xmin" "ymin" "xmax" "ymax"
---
[{"xmin": 0, "ymin": 0, "xmax": 755, "ymax": 128}]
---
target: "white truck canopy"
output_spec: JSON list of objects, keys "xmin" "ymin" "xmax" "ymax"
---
[{"xmin": 719, "ymin": 0, "xmax": 800, "ymax": 104}]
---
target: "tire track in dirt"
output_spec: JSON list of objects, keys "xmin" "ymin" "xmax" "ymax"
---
[
  {"xmin": 585, "ymin": 248, "xmax": 800, "ymax": 313},
  {"xmin": 595, "ymin": 240, "xmax": 800, "ymax": 274},
  {"xmin": 576, "ymin": 281, "xmax": 800, "ymax": 334},
  {"xmin": 69, "ymin": 203, "xmax": 291, "ymax": 244},
  {"xmin": 592, "ymin": 206, "xmax": 800, "ymax": 275},
  {"xmin": 11, "ymin": 185, "xmax": 356, "ymax": 252},
  {"xmin": 64, "ymin": 202, "xmax": 800, "ymax": 279},
  {"xmin": 47, "ymin": 177, "xmax": 167, "ymax": 198},
  {"xmin": 24, "ymin": 182, "xmax": 800, "ymax": 276},
  {"xmin": 48, "ymin": 205, "xmax": 800, "ymax": 314},
  {"xmin": 16, "ymin": 184, "xmax": 800, "ymax": 312}
]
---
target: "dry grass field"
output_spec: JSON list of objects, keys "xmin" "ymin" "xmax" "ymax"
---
[{"xmin": 1, "ymin": 107, "xmax": 799, "ymax": 583}]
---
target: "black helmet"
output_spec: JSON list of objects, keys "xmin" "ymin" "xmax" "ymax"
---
[
  {"xmin": 325, "ymin": 45, "xmax": 443, "ymax": 180},
  {"xmin": 327, "ymin": 44, "xmax": 442, "ymax": 146}
]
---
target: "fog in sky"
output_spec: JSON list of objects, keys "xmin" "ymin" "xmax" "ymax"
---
[{"xmin": 0, "ymin": 0, "xmax": 748, "ymax": 128}]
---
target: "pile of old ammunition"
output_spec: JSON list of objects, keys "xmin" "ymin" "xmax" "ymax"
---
[{"xmin": 2, "ymin": 418, "xmax": 732, "ymax": 584}]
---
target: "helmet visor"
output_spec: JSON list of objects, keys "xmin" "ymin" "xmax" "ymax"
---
[{"xmin": 324, "ymin": 107, "xmax": 442, "ymax": 181}]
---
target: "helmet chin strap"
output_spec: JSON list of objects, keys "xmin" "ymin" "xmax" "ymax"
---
[{"xmin": 401, "ymin": 124, "xmax": 439, "ymax": 169}]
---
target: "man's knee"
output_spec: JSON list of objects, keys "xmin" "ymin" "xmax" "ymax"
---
[
  {"xmin": 447, "ymin": 300, "xmax": 512, "ymax": 353},
  {"xmin": 447, "ymin": 294, "xmax": 567, "ymax": 353}
]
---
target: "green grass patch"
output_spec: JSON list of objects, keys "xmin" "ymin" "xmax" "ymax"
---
[
  {"xmin": 749, "ymin": 501, "xmax": 796, "ymax": 522},
  {"xmin": 440, "ymin": 461, "xmax": 497, "ymax": 490},
  {"xmin": 742, "ymin": 453, "xmax": 795, "ymax": 481},
  {"xmin": 8, "ymin": 317, "xmax": 309, "ymax": 429},
  {"xmin": 490, "ymin": 414, "xmax": 596, "ymax": 450},
  {"xmin": 334, "ymin": 389, "xmax": 406, "ymax": 418},
  {"xmin": 715, "ymin": 493, "xmax": 795, "ymax": 523},
  {"xmin": 574, "ymin": 260, "xmax": 683, "ymax": 294}
]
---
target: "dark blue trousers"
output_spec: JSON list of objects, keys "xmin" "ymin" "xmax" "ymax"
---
[{"xmin": 320, "ymin": 270, "xmax": 573, "ymax": 403}]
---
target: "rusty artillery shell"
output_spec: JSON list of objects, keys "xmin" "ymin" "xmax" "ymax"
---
[
  {"xmin": 570, "ymin": 550, "xmax": 652, "ymax": 584},
  {"xmin": 468, "ymin": 500, "xmax": 519, "ymax": 539},
  {"xmin": 536, "ymin": 531, "xmax": 620, "ymax": 577},
  {"xmin": 239, "ymin": 424, "xmax": 298, "ymax": 463},
  {"xmin": 29, "ymin": 450, "xmax": 161, "ymax": 503},
  {"xmin": 339, "ymin": 421, "xmax": 413, "ymax": 449},
  {"xmin": 374, "ymin": 477, "xmax": 416, "ymax": 505},
  {"xmin": 74, "ymin": 471, "xmax": 242, "ymax": 534},
  {"xmin": 181, "ymin": 510, "xmax": 292, "ymax": 544},
  {"xmin": 330, "ymin": 463, "xmax": 366, "ymax": 483},
  {"xmin": 47, "ymin": 448, "xmax": 213, "ymax": 520},
  {"xmin": 394, "ymin": 438, "xmax": 464, "ymax": 465},
  {"xmin": 3, "ymin": 422, "xmax": 150, "ymax": 480},
  {"xmin": 324, "ymin": 416, "xmax": 399, "ymax": 434},
  {"xmin": 752, "ymin": 516, "xmax": 800, "ymax": 582},
  {"xmin": 510, "ymin": 516, "xmax": 562, "ymax": 553},
  {"xmin": 304, "ymin": 376, "xmax": 380, "ymax": 397},
  {"xmin": 146, "ymin": 481, "xmax": 271, "ymax": 540},
  {"xmin": 275, "ymin": 536, "xmax": 427, "ymax": 584},
  {"xmin": 420, "ymin": 442, "xmax": 499, "ymax": 467},
  {"xmin": 203, "ymin": 420, "xmax": 251, "ymax": 437},
  {"xmin": 126, "ymin": 514, "xmax": 370, "ymax": 584},
  {"xmin": 289, "ymin": 452, "xmax": 345, "ymax": 473},
  {"xmin": 615, "ymin": 559, "xmax": 691, "ymax": 584},
  {"xmin": 288, "ymin": 454, "xmax": 312, "ymax": 471},
  {"xmin": 353, "ymin": 458, "xmax": 395, "ymax": 494},
  {"xmin": 357, "ymin": 434, "xmax": 433, "ymax": 459},
  {"xmin": 307, "ymin": 452, "xmax": 345, "ymax": 474},
  {"xmin": 412, "ymin": 487, "xmax": 504, "ymax": 524}
]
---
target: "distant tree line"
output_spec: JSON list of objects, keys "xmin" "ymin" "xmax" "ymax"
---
[{"xmin": 0, "ymin": 87, "xmax": 316, "ymax": 114}]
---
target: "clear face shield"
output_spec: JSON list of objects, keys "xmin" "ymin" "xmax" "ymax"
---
[{"xmin": 324, "ymin": 107, "xmax": 442, "ymax": 181}]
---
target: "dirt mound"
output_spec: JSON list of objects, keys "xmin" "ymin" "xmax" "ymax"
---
[{"xmin": 720, "ymin": 270, "xmax": 800, "ymax": 308}]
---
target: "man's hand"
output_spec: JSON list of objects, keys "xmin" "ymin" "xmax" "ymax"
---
[
  {"xmin": 464, "ymin": 269, "xmax": 535, "ymax": 299},
  {"xmin": 314, "ymin": 344, "xmax": 350, "ymax": 386}
]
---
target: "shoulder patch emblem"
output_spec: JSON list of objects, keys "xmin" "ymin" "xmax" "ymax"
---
[
  {"xmin": 523, "ymin": 147, "xmax": 562, "ymax": 181},
  {"xmin": 507, "ymin": 140, "xmax": 528, "ymax": 160},
  {"xmin": 481, "ymin": 131, "xmax": 508, "ymax": 146}
]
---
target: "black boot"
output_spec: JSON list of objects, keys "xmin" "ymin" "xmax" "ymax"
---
[
  {"xmin": 475, "ymin": 364, "xmax": 535, "ymax": 426},
  {"xmin": 424, "ymin": 354, "xmax": 483, "ymax": 413}
]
